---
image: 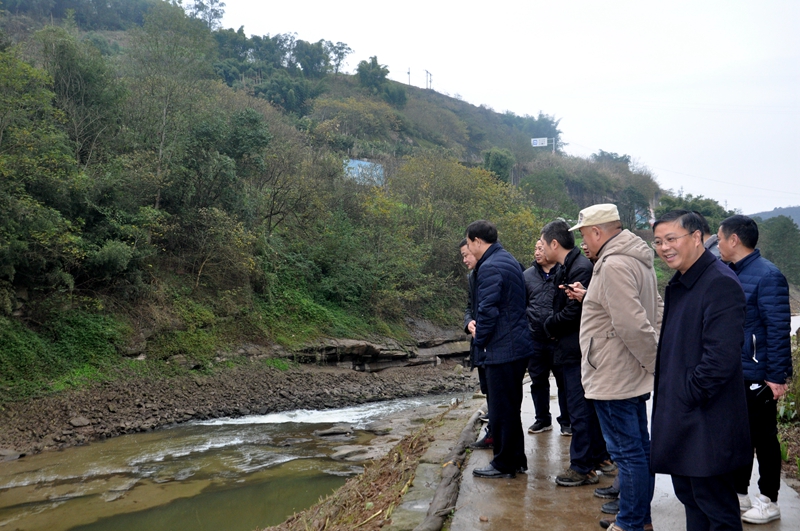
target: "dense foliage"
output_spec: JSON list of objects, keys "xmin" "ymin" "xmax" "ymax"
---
[{"xmin": 1, "ymin": 1, "xmax": 794, "ymax": 401}]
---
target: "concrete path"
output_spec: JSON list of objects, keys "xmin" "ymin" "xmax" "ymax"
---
[{"xmin": 450, "ymin": 379, "xmax": 800, "ymax": 531}]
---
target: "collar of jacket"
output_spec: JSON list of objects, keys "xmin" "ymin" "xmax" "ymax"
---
[
  {"xmin": 563, "ymin": 246, "xmax": 582, "ymax": 270},
  {"xmin": 475, "ymin": 242, "xmax": 503, "ymax": 270},
  {"xmin": 730, "ymin": 249, "xmax": 761, "ymax": 273},
  {"xmin": 669, "ymin": 249, "xmax": 718, "ymax": 290},
  {"xmin": 596, "ymin": 230, "xmax": 622, "ymax": 259},
  {"xmin": 533, "ymin": 260, "xmax": 559, "ymax": 277}
]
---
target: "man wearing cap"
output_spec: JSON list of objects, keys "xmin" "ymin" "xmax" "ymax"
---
[{"xmin": 571, "ymin": 204, "xmax": 660, "ymax": 531}]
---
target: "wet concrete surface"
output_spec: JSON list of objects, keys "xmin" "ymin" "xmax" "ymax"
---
[{"xmin": 450, "ymin": 379, "xmax": 800, "ymax": 531}]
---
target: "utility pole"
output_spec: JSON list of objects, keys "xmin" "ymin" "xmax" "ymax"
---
[
  {"xmin": 408, "ymin": 68, "xmax": 411, "ymax": 85},
  {"xmin": 424, "ymin": 70, "xmax": 432, "ymax": 90}
]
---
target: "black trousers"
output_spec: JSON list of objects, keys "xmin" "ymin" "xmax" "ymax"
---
[
  {"xmin": 672, "ymin": 473, "xmax": 742, "ymax": 531},
  {"xmin": 527, "ymin": 343, "xmax": 570, "ymax": 427},
  {"xmin": 561, "ymin": 362, "xmax": 609, "ymax": 474},
  {"xmin": 485, "ymin": 357, "xmax": 528, "ymax": 473},
  {"xmin": 733, "ymin": 381, "xmax": 781, "ymax": 502}
]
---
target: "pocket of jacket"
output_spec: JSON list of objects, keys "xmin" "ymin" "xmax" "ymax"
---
[
  {"xmin": 587, "ymin": 337, "xmax": 596, "ymax": 369},
  {"xmin": 681, "ymin": 366, "xmax": 700, "ymax": 410}
]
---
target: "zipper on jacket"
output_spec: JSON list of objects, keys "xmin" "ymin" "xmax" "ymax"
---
[{"xmin": 587, "ymin": 338, "xmax": 597, "ymax": 369}]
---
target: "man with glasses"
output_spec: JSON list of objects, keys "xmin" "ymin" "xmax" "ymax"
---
[
  {"xmin": 571, "ymin": 204, "xmax": 660, "ymax": 531},
  {"xmin": 651, "ymin": 210, "xmax": 750, "ymax": 531},
  {"xmin": 717, "ymin": 215, "xmax": 791, "ymax": 524}
]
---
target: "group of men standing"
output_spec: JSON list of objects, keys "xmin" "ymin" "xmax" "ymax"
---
[{"xmin": 461, "ymin": 204, "xmax": 792, "ymax": 531}]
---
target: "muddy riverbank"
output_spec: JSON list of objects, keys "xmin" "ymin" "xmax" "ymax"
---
[{"xmin": 0, "ymin": 360, "xmax": 476, "ymax": 459}]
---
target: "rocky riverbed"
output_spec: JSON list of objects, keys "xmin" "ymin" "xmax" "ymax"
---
[{"xmin": 0, "ymin": 360, "xmax": 476, "ymax": 460}]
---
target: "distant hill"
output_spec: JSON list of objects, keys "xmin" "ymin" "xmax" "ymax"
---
[{"xmin": 750, "ymin": 206, "xmax": 800, "ymax": 226}]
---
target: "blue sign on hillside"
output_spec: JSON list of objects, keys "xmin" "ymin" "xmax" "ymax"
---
[{"xmin": 345, "ymin": 159, "xmax": 385, "ymax": 186}]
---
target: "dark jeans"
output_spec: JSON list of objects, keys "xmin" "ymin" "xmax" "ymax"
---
[
  {"xmin": 485, "ymin": 357, "xmax": 529, "ymax": 473},
  {"xmin": 477, "ymin": 366, "xmax": 492, "ymax": 437},
  {"xmin": 733, "ymin": 381, "xmax": 781, "ymax": 502},
  {"xmin": 527, "ymin": 343, "xmax": 569, "ymax": 427},
  {"xmin": 594, "ymin": 395, "xmax": 654, "ymax": 531},
  {"xmin": 672, "ymin": 473, "xmax": 742, "ymax": 531},
  {"xmin": 561, "ymin": 362, "xmax": 609, "ymax": 474}
]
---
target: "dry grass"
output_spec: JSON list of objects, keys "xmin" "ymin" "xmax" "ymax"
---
[{"xmin": 262, "ymin": 408, "xmax": 450, "ymax": 531}]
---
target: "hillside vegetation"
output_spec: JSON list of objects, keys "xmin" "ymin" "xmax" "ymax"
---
[{"xmin": 1, "ymin": 1, "xmax": 798, "ymax": 403}]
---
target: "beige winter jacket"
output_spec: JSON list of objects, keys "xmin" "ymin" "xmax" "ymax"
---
[{"xmin": 580, "ymin": 230, "xmax": 660, "ymax": 400}]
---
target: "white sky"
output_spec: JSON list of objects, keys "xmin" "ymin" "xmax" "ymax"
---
[{"xmin": 222, "ymin": 0, "xmax": 800, "ymax": 215}]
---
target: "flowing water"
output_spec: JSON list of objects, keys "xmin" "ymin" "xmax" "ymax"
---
[{"xmin": 0, "ymin": 393, "xmax": 466, "ymax": 531}]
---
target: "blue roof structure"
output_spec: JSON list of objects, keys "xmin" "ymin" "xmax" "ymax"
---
[{"xmin": 345, "ymin": 159, "xmax": 385, "ymax": 186}]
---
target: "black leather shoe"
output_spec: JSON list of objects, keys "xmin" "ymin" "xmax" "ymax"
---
[
  {"xmin": 594, "ymin": 485, "xmax": 620, "ymax": 499},
  {"xmin": 473, "ymin": 464, "xmax": 515, "ymax": 478},
  {"xmin": 601, "ymin": 499, "xmax": 619, "ymax": 514}
]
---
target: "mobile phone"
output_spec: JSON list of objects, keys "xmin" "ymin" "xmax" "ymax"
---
[
  {"xmin": 563, "ymin": 284, "xmax": 574, "ymax": 292},
  {"xmin": 754, "ymin": 384, "xmax": 774, "ymax": 403}
]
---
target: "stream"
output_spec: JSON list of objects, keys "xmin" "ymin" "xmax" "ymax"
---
[{"xmin": 0, "ymin": 393, "xmax": 467, "ymax": 531}]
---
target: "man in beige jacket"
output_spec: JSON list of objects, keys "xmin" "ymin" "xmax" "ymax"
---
[{"xmin": 569, "ymin": 204, "xmax": 660, "ymax": 531}]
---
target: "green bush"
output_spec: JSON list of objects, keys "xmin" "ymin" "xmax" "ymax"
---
[{"xmin": 0, "ymin": 311, "xmax": 128, "ymax": 400}]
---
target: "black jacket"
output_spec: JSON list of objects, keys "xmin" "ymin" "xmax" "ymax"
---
[
  {"xmin": 543, "ymin": 247, "xmax": 593, "ymax": 366},
  {"xmin": 523, "ymin": 261, "xmax": 562, "ymax": 342},
  {"xmin": 471, "ymin": 243, "xmax": 538, "ymax": 366},
  {"xmin": 651, "ymin": 250, "xmax": 750, "ymax": 476}
]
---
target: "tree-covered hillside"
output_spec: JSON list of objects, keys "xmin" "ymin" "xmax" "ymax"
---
[
  {"xmin": 1, "ymin": 1, "xmax": 797, "ymax": 402},
  {"xmin": 751, "ymin": 205, "xmax": 800, "ymax": 226}
]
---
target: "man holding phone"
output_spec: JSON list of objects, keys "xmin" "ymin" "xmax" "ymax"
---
[
  {"xmin": 539, "ymin": 219, "xmax": 612, "ymax": 487},
  {"xmin": 717, "ymin": 215, "xmax": 792, "ymax": 524}
]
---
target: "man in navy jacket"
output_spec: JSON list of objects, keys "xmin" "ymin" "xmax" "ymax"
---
[
  {"xmin": 651, "ymin": 210, "xmax": 750, "ymax": 531},
  {"xmin": 717, "ymin": 215, "xmax": 792, "ymax": 524},
  {"xmin": 466, "ymin": 219, "xmax": 538, "ymax": 478}
]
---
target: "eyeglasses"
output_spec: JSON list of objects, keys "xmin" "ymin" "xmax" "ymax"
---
[{"xmin": 652, "ymin": 233, "xmax": 693, "ymax": 248}]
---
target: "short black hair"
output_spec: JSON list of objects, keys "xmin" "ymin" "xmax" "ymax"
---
[
  {"xmin": 653, "ymin": 210, "xmax": 704, "ymax": 235},
  {"xmin": 692, "ymin": 211, "xmax": 712, "ymax": 235},
  {"xmin": 540, "ymin": 220, "xmax": 575, "ymax": 250},
  {"xmin": 719, "ymin": 215, "xmax": 758, "ymax": 249},
  {"xmin": 465, "ymin": 220, "xmax": 498, "ymax": 244},
  {"xmin": 459, "ymin": 238, "xmax": 468, "ymax": 249}
]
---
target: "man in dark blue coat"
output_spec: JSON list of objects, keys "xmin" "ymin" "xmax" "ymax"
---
[
  {"xmin": 461, "ymin": 239, "xmax": 493, "ymax": 449},
  {"xmin": 651, "ymin": 210, "xmax": 750, "ymax": 531},
  {"xmin": 717, "ymin": 215, "xmax": 792, "ymax": 524},
  {"xmin": 466, "ymin": 219, "xmax": 538, "ymax": 478}
]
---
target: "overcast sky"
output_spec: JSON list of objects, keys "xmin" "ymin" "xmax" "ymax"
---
[{"xmin": 222, "ymin": 0, "xmax": 800, "ymax": 215}]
